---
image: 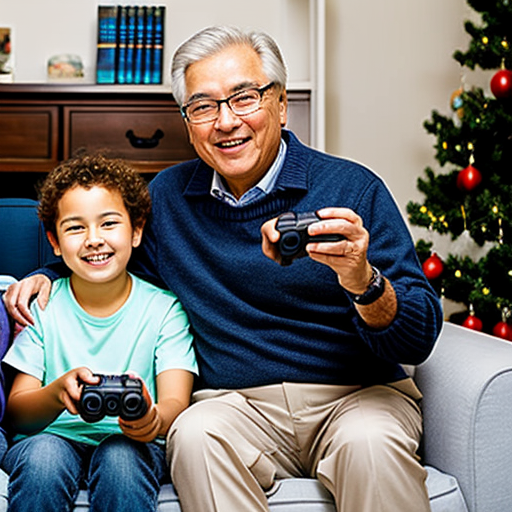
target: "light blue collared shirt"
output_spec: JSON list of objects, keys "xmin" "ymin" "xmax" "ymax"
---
[{"xmin": 210, "ymin": 139, "xmax": 287, "ymax": 207}]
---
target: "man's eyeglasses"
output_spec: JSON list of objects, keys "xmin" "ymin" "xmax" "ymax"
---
[{"xmin": 181, "ymin": 82, "xmax": 276, "ymax": 124}]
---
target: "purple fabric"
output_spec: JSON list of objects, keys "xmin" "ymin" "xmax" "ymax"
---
[{"xmin": 0, "ymin": 299, "xmax": 10, "ymax": 422}]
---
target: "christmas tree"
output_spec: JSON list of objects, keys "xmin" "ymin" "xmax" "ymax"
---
[{"xmin": 407, "ymin": 0, "xmax": 512, "ymax": 340}]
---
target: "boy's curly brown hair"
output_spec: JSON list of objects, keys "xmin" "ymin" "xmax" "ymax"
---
[{"xmin": 38, "ymin": 154, "xmax": 151, "ymax": 238}]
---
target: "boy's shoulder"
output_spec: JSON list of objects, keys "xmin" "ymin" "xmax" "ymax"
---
[{"xmin": 130, "ymin": 273, "xmax": 180, "ymax": 305}]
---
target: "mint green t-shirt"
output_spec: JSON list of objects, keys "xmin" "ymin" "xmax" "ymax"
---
[{"xmin": 4, "ymin": 274, "xmax": 197, "ymax": 445}]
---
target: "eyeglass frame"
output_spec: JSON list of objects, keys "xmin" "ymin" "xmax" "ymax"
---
[{"xmin": 180, "ymin": 81, "xmax": 276, "ymax": 124}]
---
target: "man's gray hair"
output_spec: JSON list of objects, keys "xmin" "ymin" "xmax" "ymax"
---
[{"xmin": 171, "ymin": 25, "xmax": 288, "ymax": 106}]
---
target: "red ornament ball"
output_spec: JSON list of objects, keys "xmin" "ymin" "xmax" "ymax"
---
[
  {"xmin": 491, "ymin": 69, "xmax": 512, "ymax": 99},
  {"xmin": 422, "ymin": 253, "xmax": 444, "ymax": 280},
  {"xmin": 457, "ymin": 164, "xmax": 482, "ymax": 191},
  {"xmin": 493, "ymin": 321, "xmax": 512, "ymax": 341},
  {"xmin": 462, "ymin": 313, "xmax": 483, "ymax": 331}
]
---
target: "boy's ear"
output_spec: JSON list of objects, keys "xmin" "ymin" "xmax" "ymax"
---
[
  {"xmin": 132, "ymin": 223, "xmax": 145, "ymax": 248},
  {"xmin": 46, "ymin": 231, "xmax": 62, "ymax": 256}
]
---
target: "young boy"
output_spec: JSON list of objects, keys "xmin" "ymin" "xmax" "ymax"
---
[{"xmin": 1, "ymin": 154, "xmax": 197, "ymax": 512}]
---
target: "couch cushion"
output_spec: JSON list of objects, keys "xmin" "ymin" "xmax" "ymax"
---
[
  {"xmin": 426, "ymin": 466, "xmax": 469, "ymax": 512},
  {"xmin": 67, "ymin": 466, "xmax": 467, "ymax": 512}
]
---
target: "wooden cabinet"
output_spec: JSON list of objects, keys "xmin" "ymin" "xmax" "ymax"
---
[
  {"xmin": 0, "ymin": 84, "xmax": 310, "ymax": 198},
  {"xmin": 0, "ymin": 84, "xmax": 196, "ymax": 175},
  {"xmin": 0, "ymin": 105, "xmax": 59, "ymax": 170}
]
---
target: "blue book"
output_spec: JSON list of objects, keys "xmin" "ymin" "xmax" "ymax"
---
[
  {"xmin": 96, "ymin": 5, "xmax": 118, "ymax": 84},
  {"xmin": 116, "ymin": 6, "xmax": 128, "ymax": 84},
  {"xmin": 125, "ymin": 6, "xmax": 137, "ymax": 84},
  {"xmin": 151, "ymin": 6, "xmax": 165, "ymax": 84},
  {"xmin": 143, "ymin": 6, "xmax": 154, "ymax": 84},
  {"xmin": 133, "ymin": 6, "xmax": 146, "ymax": 84}
]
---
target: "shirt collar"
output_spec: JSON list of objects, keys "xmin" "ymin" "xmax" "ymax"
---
[{"xmin": 210, "ymin": 138, "xmax": 287, "ymax": 207}]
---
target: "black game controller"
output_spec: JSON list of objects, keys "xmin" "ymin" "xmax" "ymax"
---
[
  {"xmin": 275, "ymin": 211, "xmax": 345, "ymax": 266},
  {"xmin": 78, "ymin": 374, "xmax": 148, "ymax": 423}
]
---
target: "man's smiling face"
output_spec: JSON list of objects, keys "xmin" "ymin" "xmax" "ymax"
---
[{"xmin": 183, "ymin": 44, "xmax": 287, "ymax": 199}]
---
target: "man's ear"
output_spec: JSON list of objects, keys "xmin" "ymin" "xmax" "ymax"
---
[
  {"xmin": 279, "ymin": 89, "xmax": 288, "ymax": 127},
  {"xmin": 46, "ymin": 231, "xmax": 62, "ymax": 257}
]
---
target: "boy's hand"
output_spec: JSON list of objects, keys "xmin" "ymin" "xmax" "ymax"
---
[
  {"xmin": 118, "ymin": 377, "xmax": 161, "ymax": 442},
  {"xmin": 58, "ymin": 368, "xmax": 99, "ymax": 415}
]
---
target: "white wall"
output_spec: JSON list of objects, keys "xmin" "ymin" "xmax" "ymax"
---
[
  {"xmin": 325, "ymin": 0, "xmax": 489, "ymax": 217},
  {"xmin": 0, "ymin": 0, "xmax": 491, "ymax": 218}
]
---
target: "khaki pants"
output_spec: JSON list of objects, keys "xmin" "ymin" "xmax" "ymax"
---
[{"xmin": 167, "ymin": 380, "xmax": 430, "ymax": 512}]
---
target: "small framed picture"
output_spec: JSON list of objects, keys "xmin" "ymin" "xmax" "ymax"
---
[{"xmin": 0, "ymin": 27, "xmax": 13, "ymax": 82}]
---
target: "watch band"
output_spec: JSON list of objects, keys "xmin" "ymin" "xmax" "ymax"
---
[{"xmin": 347, "ymin": 266, "xmax": 385, "ymax": 305}]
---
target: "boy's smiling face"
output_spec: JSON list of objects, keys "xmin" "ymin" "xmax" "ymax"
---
[{"xmin": 47, "ymin": 185, "xmax": 143, "ymax": 289}]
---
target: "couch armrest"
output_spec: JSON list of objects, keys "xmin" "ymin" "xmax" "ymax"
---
[{"xmin": 415, "ymin": 322, "xmax": 512, "ymax": 512}]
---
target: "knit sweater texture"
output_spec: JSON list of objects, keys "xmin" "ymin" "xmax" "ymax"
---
[{"xmin": 133, "ymin": 130, "xmax": 443, "ymax": 390}]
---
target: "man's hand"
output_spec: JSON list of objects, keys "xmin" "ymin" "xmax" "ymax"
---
[
  {"xmin": 2, "ymin": 274, "xmax": 52, "ymax": 326},
  {"xmin": 262, "ymin": 207, "xmax": 373, "ymax": 294},
  {"xmin": 261, "ymin": 207, "xmax": 397, "ymax": 328}
]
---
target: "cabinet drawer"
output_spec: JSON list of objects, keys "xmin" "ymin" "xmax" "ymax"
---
[
  {"xmin": 64, "ymin": 106, "xmax": 196, "ymax": 170},
  {"xmin": 0, "ymin": 106, "xmax": 59, "ymax": 170}
]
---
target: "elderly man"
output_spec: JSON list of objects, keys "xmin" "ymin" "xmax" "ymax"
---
[{"xmin": 4, "ymin": 26, "xmax": 442, "ymax": 512}]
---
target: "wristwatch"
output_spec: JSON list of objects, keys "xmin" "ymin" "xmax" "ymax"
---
[{"xmin": 347, "ymin": 266, "xmax": 385, "ymax": 305}]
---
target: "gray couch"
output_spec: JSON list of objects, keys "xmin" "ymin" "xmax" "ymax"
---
[
  {"xmin": 1, "ymin": 198, "xmax": 512, "ymax": 511},
  {"xmin": 3, "ymin": 310, "xmax": 512, "ymax": 511}
]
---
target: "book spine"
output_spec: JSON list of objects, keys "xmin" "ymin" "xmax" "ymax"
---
[
  {"xmin": 143, "ymin": 6, "xmax": 154, "ymax": 84},
  {"xmin": 96, "ymin": 5, "xmax": 118, "ymax": 84},
  {"xmin": 125, "ymin": 6, "xmax": 137, "ymax": 84},
  {"xmin": 116, "ymin": 6, "xmax": 128, "ymax": 84},
  {"xmin": 151, "ymin": 6, "xmax": 165, "ymax": 84},
  {"xmin": 133, "ymin": 5, "xmax": 146, "ymax": 84}
]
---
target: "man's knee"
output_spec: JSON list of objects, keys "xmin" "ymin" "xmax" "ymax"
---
[{"xmin": 167, "ymin": 400, "xmax": 234, "ymax": 458}]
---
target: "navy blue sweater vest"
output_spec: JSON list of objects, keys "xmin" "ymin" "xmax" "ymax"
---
[{"xmin": 133, "ymin": 130, "xmax": 442, "ymax": 390}]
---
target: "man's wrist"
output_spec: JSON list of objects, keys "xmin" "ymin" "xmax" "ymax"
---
[{"xmin": 346, "ymin": 266, "xmax": 386, "ymax": 306}]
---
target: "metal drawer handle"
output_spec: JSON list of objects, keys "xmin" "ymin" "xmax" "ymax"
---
[{"xmin": 125, "ymin": 129, "xmax": 164, "ymax": 149}]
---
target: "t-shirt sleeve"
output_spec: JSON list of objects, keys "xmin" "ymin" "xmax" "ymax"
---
[{"xmin": 155, "ymin": 297, "xmax": 198, "ymax": 377}]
